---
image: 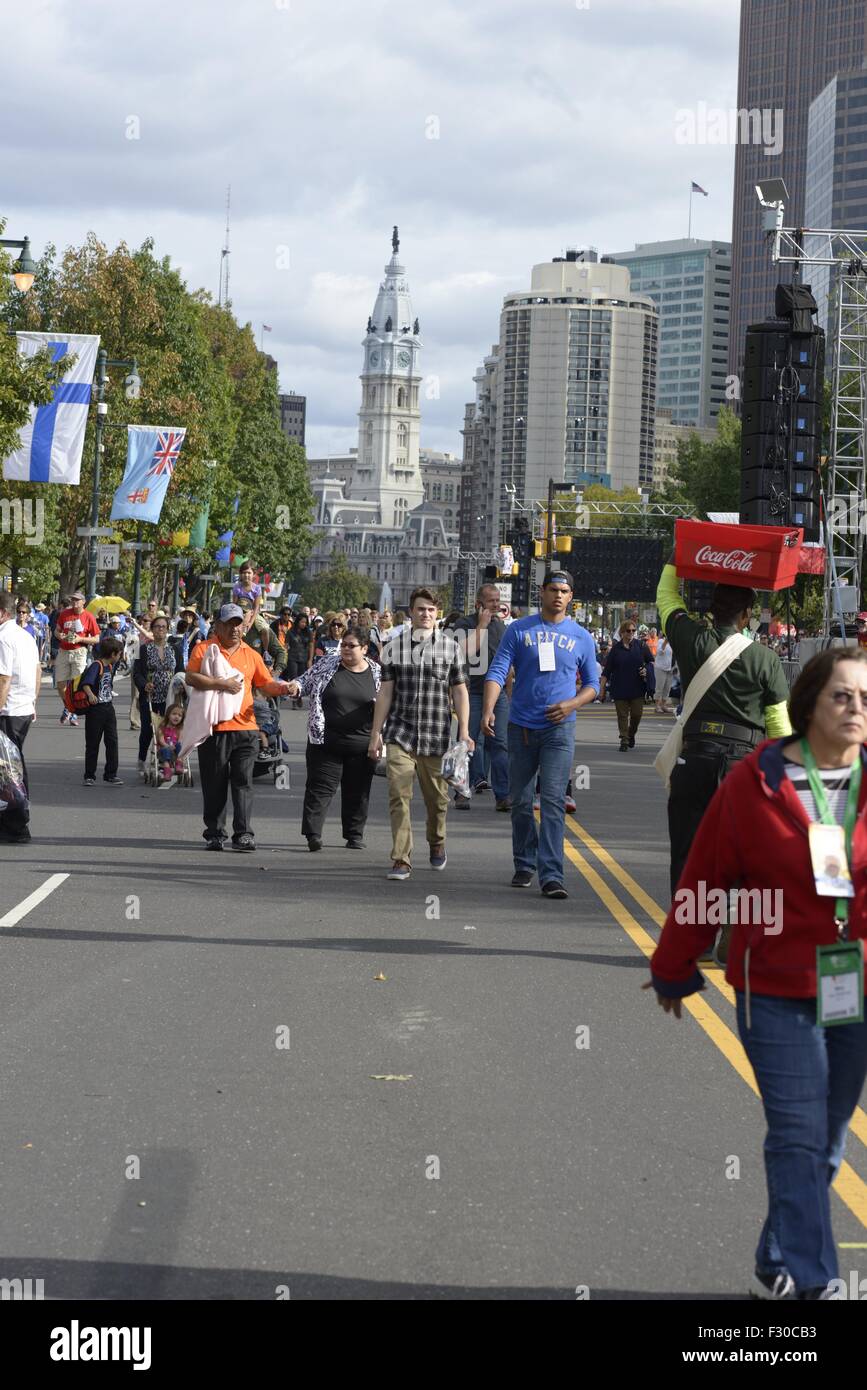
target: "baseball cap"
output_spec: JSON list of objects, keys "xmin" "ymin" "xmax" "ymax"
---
[
  {"xmin": 542, "ymin": 570, "xmax": 573, "ymax": 590},
  {"xmin": 68, "ymin": 590, "xmax": 85, "ymax": 601},
  {"xmin": 217, "ymin": 603, "xmax": 245, "ymax": 623}
]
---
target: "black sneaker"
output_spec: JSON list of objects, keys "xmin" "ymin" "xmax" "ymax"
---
[
  {"xmin": 454, "ymin": 795, "xmax": 471, "ymax": 810},
  {"xmin": 204, "ymin": 838, "xmax": 224, "ymax": 851},
  {"xmin": 345, "ymin": 838, "xmax": 365, "ymax": 849},
  {"xmin": 103, "ymin": 776, "xmax": 124, "ymax": 785},
  {"xmin": 511, "ymin": 870, "xmax": 533, "ymax": 887},
  {"xmin": 232, "ymin": 834, "xmax": 256, "ymax": 852},
  {"xmin": 749, "ymin": 1270, "xmax": 795, "ymax": 1301},
  {"xmin": 619, "ymin": 740, "xmax": 629, "ymax": 752},
  {"xmin": 83, "ymin": 776, "xmax": 96, "ymax": 786},
  {"xmin": 798, "ymin": 1285, "xmax": 843, "ymax": 1300},
  {"xmin": 496, "ymin": 798, "xmax": 513, "ymax": 812},
  {"xmin": 474, "ymin": 779, "xmax": 491, "ymax": 794},
  {"xmin": 307, "ymin": 836, "xmax": 322, "ymax": 851},
  {"xmin": 541, "ymin": 882, "xmax": 569, "ymax": 899},
  {"xmin": 628, "ymin": 734, "xmax": 636, "ymax": 748}
]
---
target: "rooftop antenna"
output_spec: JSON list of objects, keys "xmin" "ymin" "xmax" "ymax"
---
[{"xmin": 219, "ymin": 185, "xmax": 231, "ymax": 308}]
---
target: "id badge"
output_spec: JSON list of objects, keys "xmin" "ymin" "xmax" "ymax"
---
[
  {"xmin": 808, "ymin": 822, "xmax": 854, "ymax": 898},
  {"xmin": 538, "ymin": 639, "xmax": 556, "ymax": 672},
  {"xmin": 816, "ymin": 940, "xmax": 865, "ymax": 1027}
]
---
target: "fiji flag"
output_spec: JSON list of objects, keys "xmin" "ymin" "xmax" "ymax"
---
[
  {"xmin": 110, "ymin": 425, "xmax": 187, "ymax": 524},
  {"xmin": 2, "ymin": 332, "xmax": 100, "ymax": 484}
]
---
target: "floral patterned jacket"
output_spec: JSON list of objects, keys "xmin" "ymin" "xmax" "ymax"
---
[{"xmin": 294, "ymin": 652, "xmax": 381, "ymax": 746}]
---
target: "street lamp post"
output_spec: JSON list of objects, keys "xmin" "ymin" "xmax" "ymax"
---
[
  {"xmin": 86, "ymin": 350, "xmax": 139, "ymax": 601},
  {"xmin": 0, "ymin": 236, "xmax": 38, "ymax": 293}
]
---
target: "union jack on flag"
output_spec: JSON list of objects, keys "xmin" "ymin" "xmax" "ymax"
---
[
  {"xmin": 148, "ymin": 431, "xmax": 185, "ymax": 478},
  {"xmin": 110, "ymin": 424, "xmax": 187, "ymax": 525}
]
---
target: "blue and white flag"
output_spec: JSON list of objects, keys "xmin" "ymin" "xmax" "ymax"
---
[
  {"xmin": 110, "ymin": 425, "xmax": 187, "ymax": 525},
  {"xmin": 2, "ymin": 332, "xmax": 100, "ymax": 484}
]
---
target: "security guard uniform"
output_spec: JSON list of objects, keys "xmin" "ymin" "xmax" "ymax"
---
[{"xmin": 657, "ymin": 563, "xmax": 792, "ymax": 895}]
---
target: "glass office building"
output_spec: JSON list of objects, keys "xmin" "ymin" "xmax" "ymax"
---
[
  {"xmin": 609, "ymin": 239, "xmax": 731, "ymax": 428},
  {"xmin": 730, "ymin": 0, "xmax": 867, "ymax": 377},
  {"xmin": 805, "ymin": 67, "xmax": 867, "ymax": 336}
]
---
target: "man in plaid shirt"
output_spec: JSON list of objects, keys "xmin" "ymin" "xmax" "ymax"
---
[{"xmin": 369, "ymin": 588, "xmax": 472, "ymax": 880}]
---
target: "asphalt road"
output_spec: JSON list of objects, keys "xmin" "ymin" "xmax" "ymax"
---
[{"xmin": 2, "ymin": 680, "xmax": 866, "ymax": 1300}]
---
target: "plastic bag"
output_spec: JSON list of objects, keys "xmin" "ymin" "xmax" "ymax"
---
[
  {"xmin": 441, "ymin": 740, "xmax": 471, "ymax": 798},
  {"xmin": 0, "ymin": 731, "xmax": 28, "ymax": 816}
]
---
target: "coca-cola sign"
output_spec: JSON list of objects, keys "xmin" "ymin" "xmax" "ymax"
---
[{"xmin": 694, "ymin": 545, "xmax": 758, "ymax": 574}]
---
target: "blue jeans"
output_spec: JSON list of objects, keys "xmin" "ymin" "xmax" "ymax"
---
[
  {"xmin": 469, "ymin": 689, "xmax": 509, "ymax": 798},
  {"xmin": 508, "ymin": 721, "xmax": 574, "ymax": 885},
  {"xmin": 735, "ymin": 990, "xmax": 867, "ymax": 1292}
]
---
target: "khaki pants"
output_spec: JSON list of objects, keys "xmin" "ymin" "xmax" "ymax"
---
[
  {"xmin": 615, "ymin": 697, "xmax": 644, "ymax": 742},
  {"xmin": 386, "ymin": 742, "xmax": 449, "ymax": 866}
]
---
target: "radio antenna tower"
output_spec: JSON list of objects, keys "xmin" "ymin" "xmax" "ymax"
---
[{"xmin": 218, "ymin": 185, "xmax": 231, "ymax": 308}]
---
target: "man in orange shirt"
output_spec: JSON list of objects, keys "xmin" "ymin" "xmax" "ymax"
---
[{"xmin": 185, "ymin": 603, "xmax": 292, "ymax": 851}]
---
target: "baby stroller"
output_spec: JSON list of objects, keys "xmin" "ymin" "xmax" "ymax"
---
[
  {"xmin": 253, "ymin": 695, "xmax": 289, "ymax": 783},
  {"xmin": 142, "ymin": 673, "xmax": 195, "ymax": 788}
]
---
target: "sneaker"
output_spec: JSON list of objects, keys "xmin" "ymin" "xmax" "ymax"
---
[
  {"xmin": 83, "ymin": 776, "xmax": 96, "ymax": 786},
  {"xmin": 103, "ymin": 776, "xmax": 124, "ymax": 785},
  {"xmin": 474, "ymin": 779, "xmax": 491, "ymax": 794},
  {"xmin": 496, "ymin": 797, "xmax": 512, "ymax": 812},
  {"xmin": 307, "ymin": 836, "xmax": 322, "ymax": 852},
  {"xmin": 619, "ymin": 740, "xmax": 629, "ymax": 753},
  {"xmin": 511, "ymin": 870, "xmax": 533, "ymax": 888},
  {"xmin": 541, "ymin": 882, "xmax": 569, "ymax": 899},
  {"xmin": 204, "ymin": 838, "xmax": 224, "ymax": 851},
  {"xmin": 749, "ymin": 1270, "xmax": 795, "ymax": 1301},
  {"xmin": 60, "ymin": 710, "xmax": 69, "ymax": 725},
  {"xmin": 68, "ymin": 714, "xmax": 79, "ymax": 727},
  {"xmin": 387, "ymin": 861, "xmax": 411, "ymax": 880},
  {"xmin": 798, "ymin": 1285, "xmax": 843, "ymax": 1300},
  {"xmin": 345, "ymin": 838, "xmax": 365, "ymax": 849},
  {"xmin": 628, "ymin": 734, "xmax": 636, "ymax": 748},
  {"xmin": 564, "ymin": 795, "xmax": 577, "ymax": 813},
  {"xmin": 430, "ymin": 846, "xmax": 447, "ymax": 870},
  {"xmin": 454, "ymin": 794, "xmax": 471, "ymax": 810},
  {"xmin": 231, "ymin": 834, "xmax": 256, "ymax": 852}
]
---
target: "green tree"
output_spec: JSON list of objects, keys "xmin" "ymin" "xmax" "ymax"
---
[
  {"xmin": 663, "ymin": 407, "xmax": 741, "ymax": 516},
  {"xmin": 301, "ymin": 552, "xmax": 372, "ymax": 612}
]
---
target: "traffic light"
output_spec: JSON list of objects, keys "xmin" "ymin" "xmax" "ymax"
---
[{"xmin": 505, "ymin": 518, "xmax": 532, "ymax": 608}]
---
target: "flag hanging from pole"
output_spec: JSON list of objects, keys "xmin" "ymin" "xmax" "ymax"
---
[
  {"xmin": 691, "ymin": 182, "xmax": 709, "ymax": 196},
  {"xmin": 2, "ymin": 332, "xmax": 100, "ymax": 484},
  {"xmin": 110, "ymin": 425, "xmax": 187, "ymax": 524}
]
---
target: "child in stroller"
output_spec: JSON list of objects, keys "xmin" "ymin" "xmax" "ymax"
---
[{"xmin": 253, "ymin": 695, "xmax": 289, "ymax": 782}]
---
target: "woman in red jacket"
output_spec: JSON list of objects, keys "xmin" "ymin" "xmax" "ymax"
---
[{"xmin": 648, "ymin": 648, "xmax": 867, "ymax": 1302}]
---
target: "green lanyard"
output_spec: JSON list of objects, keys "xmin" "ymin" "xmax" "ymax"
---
[{"xmin": 800, "ymin": 739, "xmax": 862, "ymax": 934}]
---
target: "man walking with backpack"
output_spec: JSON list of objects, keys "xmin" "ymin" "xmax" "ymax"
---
[{"xmin": 54, "ymin": 591, "xmax": 100, "ymax": 727}]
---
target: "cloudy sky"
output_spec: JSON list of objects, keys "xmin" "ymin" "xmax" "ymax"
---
[{"xmin": 3, "ymin": 0, "xmax": 740, "ymax": 458}]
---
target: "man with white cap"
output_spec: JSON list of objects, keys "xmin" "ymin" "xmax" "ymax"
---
[
  {"xmin": 184, "ymin": 604, "xmax": 293, "ymax": 851},
  {"xmin": 0, "ymin": 589, "xmax": 41, "ymax": 842}
]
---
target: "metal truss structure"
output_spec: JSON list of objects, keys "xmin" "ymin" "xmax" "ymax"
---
[{"xmin": 771, "ymin": 224, "xmax": 867, "ymax": 635}]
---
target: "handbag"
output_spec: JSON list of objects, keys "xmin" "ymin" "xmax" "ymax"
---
[{"xmin": 653, "ymin": 633, "xmax": 752, "ymax": 791}]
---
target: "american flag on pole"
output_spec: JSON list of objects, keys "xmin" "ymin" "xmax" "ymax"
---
[
  {"xmin": 110, "ymin": 424, "xmax": 187, "ymax": 524},
  {"xmin": 691, "ymin": 181, "xmax": 709, "ymax": 196}
]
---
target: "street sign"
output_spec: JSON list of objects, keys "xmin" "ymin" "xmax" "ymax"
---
[
  {"xmin": 97, "ymin": 544, "xmax": 120, "ymax": 570},
  {"xmin": 121, "ymin": 542, "xmax": 153, "ymax": 551},
  {"xmin": 76, "ymin": 526, "xmax": 114, "ymax": 538}
]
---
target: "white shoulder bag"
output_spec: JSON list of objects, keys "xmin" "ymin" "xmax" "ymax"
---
[{"xmin": 653, "ymin": 633, "xmax": 752, "ymax": 791}]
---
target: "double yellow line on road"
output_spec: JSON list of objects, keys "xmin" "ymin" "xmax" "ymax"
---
[{"xmin": 556, "ymin": 811, "xmax": 867, "ymax": 1231}]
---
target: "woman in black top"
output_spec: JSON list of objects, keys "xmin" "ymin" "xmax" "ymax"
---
[{"xmin": 286, "ymin": 624, "xmax": 381, "ymax": 850}]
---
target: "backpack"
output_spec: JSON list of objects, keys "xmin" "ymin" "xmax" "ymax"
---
[{"xmin": 62, "ymin": 661, "xmax": 104, "ymax": 713}]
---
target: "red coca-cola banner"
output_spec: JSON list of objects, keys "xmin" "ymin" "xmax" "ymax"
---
[{"xmin": 675, "ymin": 520, "xmax": 803, "ymax": 591}]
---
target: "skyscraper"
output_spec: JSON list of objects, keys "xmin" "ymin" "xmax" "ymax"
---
[
  {"xmin": 730, "ymin": 0, "xmax": 867, "ymax": 376},
  {"xmin": 805, "ymin": 66, "xmax": 867, "ymax": 335},
  {"xmin": 278, "ymin": 392, "xmax": 306, "ymax": 448},
  {"xmin": 485, "ymin": 250, "xmax": 657, "ymax": 554},
  {"xmin": 608, "ymin": 238, "xmax": 731, "ymax": 428}
]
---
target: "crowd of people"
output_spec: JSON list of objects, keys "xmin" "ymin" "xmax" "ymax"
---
[{"xmin": 0, "ymin": 559, "xmax": 865, "ymax": 1303}]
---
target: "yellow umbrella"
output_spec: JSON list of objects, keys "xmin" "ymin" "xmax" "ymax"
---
[{"xmin": 86, "ymin": 595, "xmax": 131, "ymax": 615}]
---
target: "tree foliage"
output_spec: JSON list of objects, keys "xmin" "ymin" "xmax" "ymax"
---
[
  {"xmin": 662, "ymin": 407, "xmax": 741, "ymax": 516},
  {"xmin": 301, "ymin": 553, "xmax": 372, "ymax": 612},
  {"xmin": 0, "ymin": 231, "xmax": 314, "ymax": 599}
]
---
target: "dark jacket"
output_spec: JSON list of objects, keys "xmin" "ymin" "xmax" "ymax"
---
[{"xmin": 602, "ymin": 639, "xmax": 654, "ymax": 701}]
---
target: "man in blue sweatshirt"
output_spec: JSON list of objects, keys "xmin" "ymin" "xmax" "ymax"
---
[{"xmin": 482, "ymin": 571, "xmax": 598, "ymax": 898}]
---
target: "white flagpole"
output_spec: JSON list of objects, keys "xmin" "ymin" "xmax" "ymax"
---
[{"xmin": 688, "ymin": 184, "xmax": 693, "ymax": 239}]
